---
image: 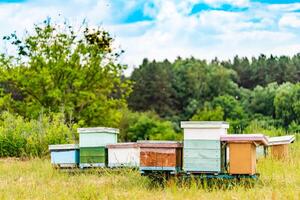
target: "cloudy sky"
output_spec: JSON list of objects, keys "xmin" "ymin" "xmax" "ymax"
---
[{"xmin": 0, "ymin": 0, "xmax": 300, "ymax": 74}]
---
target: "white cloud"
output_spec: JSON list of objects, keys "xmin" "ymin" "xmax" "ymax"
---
[
  {"xmin": 0, "ymin": 0, "xmax": 300, "ymax": 76},
  {"xmin": 279, "ymin": 13, "xmax": 300, "ymax": 29}
]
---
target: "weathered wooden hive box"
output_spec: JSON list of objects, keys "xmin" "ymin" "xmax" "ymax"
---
[
  {"xmin": 138, "ymin": 141, "xmax": 182, "ymax": 173},
  {"xmin": 107, "ymin": 143, "xmax": 140, "ymax": 168},
  {"xmin": 268, "ymin": 135, "xmax": 295, "ymax": 159},
  {"xmin": 78, "ymin": 127, "xmax": 118, "ymax": 168},
  {"xmin": 181, "ymin": 121, "xmax": 229, "ymax": 173},
  {"xmin": 221, "ymin": 134, "xmax": 268, "ymax": 175},
  {"xmin": 49, "ymin": 144, "xmax": 79, "ymax": 168}
]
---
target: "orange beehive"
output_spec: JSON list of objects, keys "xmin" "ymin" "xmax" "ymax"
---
[
  {"xmin": 228, "ymin": 142, "xmax": 256, "ymax": 175},
  {"xmin": 271, "ymin": 144, "xmax": 289, "ymax": 159},
  {"xmin": 268, "ymin": 135, "xmax": 295, "ymax": 160},
  {"xmin": 221, "ymin": 134, "xmax": 268, "ymax": 175}
]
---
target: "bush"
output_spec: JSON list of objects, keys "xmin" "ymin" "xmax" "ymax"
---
[
  {"xmin": 0, "ymin": 112, "xmax": 75, "ymax": 157},
  {"xmin": 119, "ymin": 110, "xmax": 181, "ymax": 141}
]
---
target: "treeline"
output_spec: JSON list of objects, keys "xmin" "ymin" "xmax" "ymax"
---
[
  {"xmin": 0, "ymin": 20, "xmax": 299, "ymax": 157},
  {"xmin": 128, "ymin": 56, "xmax": 300, "ymax": 133}
]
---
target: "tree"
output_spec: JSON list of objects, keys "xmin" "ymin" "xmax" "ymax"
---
[
  {"xmin": 0, "ymin": 20, "xmax": 131, "ymax": 127},
  {"xmin": 191, "ymin": 103, "xmax": 224, "ymax": 121},
  {"xmin": 274, "ymin": 83, "xmax": 300, "ymax": 127},
  {"xmin": 128, "ymin": 59, "xmax": 177, "ymax": 118},
  {"xmin": 248, "ymin": 82, "xmax": 278, "ymax": 117}
]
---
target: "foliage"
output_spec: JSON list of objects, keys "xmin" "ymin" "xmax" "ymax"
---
[
  {"xmin": 0, "ymin": 20, "xmax": 131, "ymax": 127},
  {"xmin": 274, "ymin": 83, "xmax": 300, "ymax": 127},
  {"xmin": 119, "ymin": 110, "xmax": 181, "ymax": 141},
  {"xmin": 191, "ymin": 104, "xmax": 224, "ymax": 121},
  {"xmin": 0, "ymin": 112, "xmax": 75, "ymax": 157}
]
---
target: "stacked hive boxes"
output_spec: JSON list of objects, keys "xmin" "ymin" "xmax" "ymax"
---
[
  {"xmin": 107, "ymin": 143, "xmax": 140, "ymax": 168},
  {"xmin": 78, "ymin": 127, "xmax": 118, "ymax": 168},
  {"xmin": 181, "ymin": 121, "xmax": 229, "ymax": 173},
  {"xmin": 49, "ymin": 144, "xmax": 79, "ymax": 168}
]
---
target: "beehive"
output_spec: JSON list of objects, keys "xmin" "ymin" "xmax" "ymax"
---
[
  {"xmin": 49, "ymin": 144, "xmax": 79, "ymax": 168},
  {"xmin": 181, "ymin": 121, "xmax": 229, "ymax": 173},
  {"xmin": 107, "ymin": 143, "xmax": 140, "ymax": 168},
  {"xmin": 268, "ymin": 135, "xmax": 295, "ymax": 159},
  {"xmin": 221, "ymin": 134, "xmax": 268, "ymax": 175},
  {"xmin": 138, "ymin": 141, "xmax": 182, "ymax": 173},
  {"xmin": 78, "ymin": 127, "xmax": 118, "ymax": 168},
  {"xmin": 228, "ymin": 142, "xmax": 256, "ymax": 175}
]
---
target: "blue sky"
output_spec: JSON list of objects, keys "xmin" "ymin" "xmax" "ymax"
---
[{"xmin": 0, "ymin": 0, "xmax": 300, "ymax": 74}]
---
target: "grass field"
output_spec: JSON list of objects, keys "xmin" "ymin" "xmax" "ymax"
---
[{"xmin": 0, "ymin": 142, "xmax": 299, "ymax": 200}]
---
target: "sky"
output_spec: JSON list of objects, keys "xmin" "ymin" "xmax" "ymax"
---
[{"xmin": 0, "ymin": 0, "xmax": 300, "ymax": 74}]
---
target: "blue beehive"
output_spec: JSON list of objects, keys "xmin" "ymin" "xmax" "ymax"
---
[
  {"xmin": 181, "ymin": 121, "xmax": 229, "ymax": 173},
  {"xmin": 49, "ymin": 144, "xmax": 79, "ymax": 168}
]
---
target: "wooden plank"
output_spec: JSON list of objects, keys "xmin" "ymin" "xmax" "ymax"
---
[
  {"xmin": 79, "ymin": 132, "xmax": 117, "ymax": 147},
  {"xmin": 80, "ymin": 147, "xmax": 106, "ymax": 156},
  {"xmin": 184, "ymin": 149, "xmax": 220, "ymax": 159},
  {"xmin": 80, "ymin": 156, "xmax": 106, "ymax": 163},
  {"xmin": 184, "ymin": 157, "xmax": 220, "ymax": 165},
  {"xmin": 184, "ymin": 160, "xmax": 221, "ymax": 172},
  {"xmin": 184, "ymin": 128, "xmax": 227, "ymax": 140},
  {"xmin": 184, "ymin": 140, "xmax": 220, "ymax": 149}
]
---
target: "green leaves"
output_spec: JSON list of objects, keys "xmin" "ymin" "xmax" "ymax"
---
[{"xmin": 0, "ymin": 20, "xmax": 131, "ymax": 127}]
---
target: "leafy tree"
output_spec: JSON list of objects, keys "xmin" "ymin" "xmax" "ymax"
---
[
  {"xmin": 248, "ymin": 82, "xmax": 278, "ymax": 117},
  {"xmin": 191, "ymin": 103, "xmax": 224, "ymax": 121},
  {"xmin": 124, "ymin": 111, "xmax": 180, "ymax": 141},
  {"xmin": 0, "ymin": 20, "xmax": 131, "ymax": 127},
  {"xmin": 128, "ymin": 59, "xmax": 177, "ymax": 118},
  {"xmin": 274, "ymin": 83, "xmax": 300, "ymax": 127}
]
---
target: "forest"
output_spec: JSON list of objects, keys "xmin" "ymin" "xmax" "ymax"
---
[{"xmin": 0, "ymin": 21, "xmax": 299, "ymax": 157}]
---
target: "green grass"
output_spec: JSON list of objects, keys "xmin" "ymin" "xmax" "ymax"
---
[{"xmin": 0, "ymin": 142, "xmax": 299, "ymax": 200}]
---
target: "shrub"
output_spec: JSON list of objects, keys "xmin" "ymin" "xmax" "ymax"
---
[{"xmin": 0, "ymin": 112, "xmax": 75, "ymax": 157}]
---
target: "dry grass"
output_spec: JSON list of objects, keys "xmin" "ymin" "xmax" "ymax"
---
[{"xmin": 0, "ymin": 142, "xmax": 299, "ymax": 200}]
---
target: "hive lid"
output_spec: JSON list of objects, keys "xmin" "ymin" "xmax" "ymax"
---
[
  {"xmin": 107, "ymin": 142, "xmax": 139, "ymax": 148},
  {"xmin": 268, "ymin": 135, "xmax": 295, "ymax": 146},
  {"xmin": 137, "ymin": 140, "xmax": 183, "ymax": 148},
  {"xmin": 180, "ymin": 121, "xmax": 229, "ymax": 129},
  {"xmin": 49, "ymin": 144, "xmax": 79, "ymax": 150},
  {"xmin": 78, "ymin": 127, "xmax": 119, "ymax": 134},
  {"xmin": 220, "ymin": 134, "xmax": 269, "ymax": 146}
]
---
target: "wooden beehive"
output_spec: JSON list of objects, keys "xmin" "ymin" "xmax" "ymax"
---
[
  {"xmin": 107, "ymin": 143, "xmax": 140, "ymax": 168},
  {"xmin": 228, "ymin": 142, "xmax": 256, "ymax": 175},
  {"xmin": 138, "ymin": 141, "xmax": 182, "ymax": 172},
  {"xmin": 271, "ymin": 144, "xmax": 288, "ymax": 159},
  {"xmin": 78, "ymin": 127, "xmax": 118, "ymax": 168},
  {"xmin": 268, "ymin": 135, "xmax": 295, "ymax": 160},
  {"xmin": 49, "ymin": 144, "xmax": 79, "ymax": 168},
  {"xmin": 221, "ymin": 134, "xmax": 268, "ymax": 175},
  {"xmin": 181, "ymin": 121, "xmax": 229, "ymax": 173}
]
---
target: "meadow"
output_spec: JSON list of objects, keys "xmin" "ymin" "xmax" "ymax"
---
[{"xmin": 0, "ymin": 141, "xmax": 299, "ymax": 200}]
